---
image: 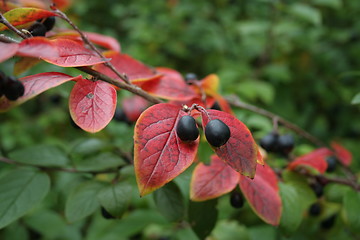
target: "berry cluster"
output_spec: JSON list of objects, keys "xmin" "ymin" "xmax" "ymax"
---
[
  {"xmin": 28, "ymin": 16, "xmax": 56, "ymax": 37},
  {"xmin": 260, "ymin": 132, "xmax": 294, "ymax": 155},
  {"xmin": 176, "ymin": 115, "xmax": 230, "ymax": 148},
  {"xmin": 0, "ymin": 71, "xmax": 25, "ymax": 101}
]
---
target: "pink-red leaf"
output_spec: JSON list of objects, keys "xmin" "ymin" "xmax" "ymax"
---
[
  {"xmin": 122, "ymin": 95, "xmax": 149, "ymax": 122},
  {"xmin": 331, "ymin": 142, "xmax": 352, "ymax": 166},
  {"xmin": 287, "ymin": 148, "xmax": 333, "ymax": 174},
  {"xmin": 0, "ymin": 7, "xmax": 57, "ymax": 31},
  {"xmin": 69, "ymin": 78, "xmax": 117, "ymax": 133},
  {"xmin": 200, "ymin": 109, "xmax": 260, "ymax": 178},
  {"xmin": 239, "ymin": 164, "xmax": 282, "ymax": 225},
  {"xmin": 0, "ymin": 72, "xmax": 79, "ymax": 112},
  {"xmin": 134, "ymin": 103, "xmax": 199, "ymax": 196},
  {"xmin": 139, "ymin": 67, "xmax": 197, "ymax": 101},
  {"xmin": 190, "ymin": 155, "xmax": 240, "ymax": 201},
  {"xmin": 0, "ymin": 42, "xmax": 18, "ymax": 63}
]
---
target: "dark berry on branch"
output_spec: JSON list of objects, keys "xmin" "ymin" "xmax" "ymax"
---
[
  {"xmin": 205, "ymin": 119, "xmax": 230, "ymax": 147},
  {"xmin": 230, "ymin": 191, "xmax": 244, "ymax": 208},
  {"xmin": 28, "ymin": 22, "xmax": 47, "ymax": 37},
  {"xmin": 278, "ymin": 134, "xmax": 295, "ymax": 155},
  {"xmin": 101, "ymin": 207, "xmax": 115, "ymax": 219},
  {"xmin": 113, "ymin": 107, "xmax": 131, "ymax": 125},
  {"xmin": 310, "ymin": 182, "xmax": 324, "ymax": 198},
  {"xmin": 38, "ymin": 16, "xmax": 56, "ymax": 31},
  {"xmin": 184, "ymin": 73, "xmax": 198, "ymax": 82},
  {"xmin": 308, "ymin": 202, "xmax": 322, "ymax": 216},
  {"xmin": 321, "ymin": 215, "xmax": 336, "ymax": 229},
  {"xmin": 0, "ymin": 71, "xmax": 6, "ymax": 97},
  {"xmin": 3, "ymin": 76, "xmax": 25, "ymax": 101},
  {"xmin": 211, "ymin": 101, "xmax": 221, "ymax": 111},
  {"xmin": 176, "ymin": 115, "xmax": 199, "ymax": 142},
  {"xmin": 260, "ymin": 132, "xmax": 279, "ymax": 152},
  {"xmin": 326, "ymin": 156, "xmax": 337, "ymax": 173}
]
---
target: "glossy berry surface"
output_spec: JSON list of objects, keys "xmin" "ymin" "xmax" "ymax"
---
[
  {"xmin": 205, "ymin": 119, "xmax": 230, "ymax": 147},
  {"xmin": 3, "ymin": 76, "xmax": 25, "ymax": 101},
  {"xmin": 101, "ymin": 207, "xmax": 115, "ymax": 219},
  {"xmin": 211, "ymin": 101, "xmax": 221, "ymax": 111},
  {"xmin": 278, "ymin": 134, "xmax": 295, "ymax": 154},
  {"xmin": 308, "ymin": 202, "xmax": 321, "ymax": 216},
  {"xmin": 184, "ymin": 73, "xmax": 198, "ymax": 82},
  {"xmin": 28, "ymin": 22, "xmax": 47, "ymax": 37},
  {"xmin": 321, "ymin": 214, "xmax": 336, "ymax": 229},
  {"xmin": 326, "ymin": 156, "xmax": 337, "ymax": 172},
  {"xmin": 310, "ymin": 182, "xmax": 324, "ymax": 198},
  {"xmin": 38, "ymin": 16, "xmax": 56, "ymax": 31},
  {"xmin": 230, "ymin": 191, "xmax": 244, "ymax": 208},
  {"xmin": 176, "ymin": 115, "xmax": 199, "ymax": 142},
  {"xmin": 260, "ymin": 132, "xmax": 279, "ymax": 152}
]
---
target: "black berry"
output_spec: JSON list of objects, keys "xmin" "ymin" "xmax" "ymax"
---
[
  {"xmin": 260, "ymin": 132, "xmax": 279, "ymax": 153},
  {"xmin": 184, "ymin": 73, "xmax": 198, "ymax": 82},
  {"xmin": 0, "ymin": 71, "xmax": 6, "ymax": 97},
  {"xmin": 28, "ymin": 22, "xmax": 47, "ymax": 37},
  {"xmin": 38, "ymin": 16, "xmax": 56, "ymax": 31},
  {"xmin": 310, "ymin": 182, "xmax": 324, "ymax": 198},
  {"xmin": 230, "ymin": 191, "xmax": 244, "ymax": 208},
  {"xmin": 101, "ymin": 207, "xmax": 115, "ymax": 219},
  {"xmin": 3, "ymin": 76, "xmax": 25, "ymax": 101},
  {"xmin": 308, "ymin": 202, "xmax": 322, "ymax": 216},
  {"xmin": 49, "ymin": 94, "xmax": 62, "ymax": 105},
  {"xmin": 326, "ymin": 156, "xmax": 337, "ymax": 172},
  {"xmin": 321, "ymin": 214, "xmax": 336, "ymax": 229},
  {"xmin": 113, "ymin": 107, "xmax": 131, "ymax": 125},
  {"xmin": 211, "ymin": 101, "xmax": 221, "ymax": 111},
  {"xmin": 176, "ymin": 115, "xmax": 199, "ymax": 142},
  {"xmin": 278, "ymin": 134, "xmax": 294, "ymax": 155},
  {"xmin": 205, "ymin": 119, "xmax": 231, "ymax": 147}
]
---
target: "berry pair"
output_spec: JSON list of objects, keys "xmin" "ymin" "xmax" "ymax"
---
[
  {"xmin": 260, "ymin": 132, "xmax": 294, "ymax": 155},
  {"xmin": 176, "ymin": 115, "xmax": 230, "ymax": 147},
  {"xmin": 28, "ymin": 16, "xmax": 56, "ymax": 37},
  {"xmin": 0, "ymin": 71, "xmax": 25, "ymax": 101}
]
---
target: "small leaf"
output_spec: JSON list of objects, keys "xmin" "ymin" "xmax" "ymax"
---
[
  {"xmin": 239, "ymin": 164, "xmax": 282, "ymax": 226},
  {"xmin": 9, "ymin": 144, "xmax": 68, "ymax": 167},
  {"xmin": 134, "ymin": 103, "xmax": 199, "ymax": 196},
  {"xmin": 74, "ymin": 152, "xmax": 125, "ymax": 171},
  {"xmin": 0, "ymin": 168, "xmax": 50, "ymax": 229},
  {"xmin": 331, "ymin": 141, "xmax": 352, "ymax": 166},
  {"xmin": 0, "ymin": 72, "xmax": 79, "ymax": 112},
  {"xmin": 0, "ymin": 8, "xmax": 57, "ymax": 31},
  {"xmin": 154, "ymin": 181, "xmax": 185, "ymax": 221},
  {"xmin": 343, "ymin": 189, "xmax": 360, "ymax": 231},
  {"xmin": 289, "ymin": 3, "xmax": 322, "ymax": 26},
  {"xmin": 69, "ymin": 78, "xmax": 117, "ymax": 133},
  {"xmin": 65, "ymin": 181, "xmax": 103, "ymax": 223},
  {"xmin": 190, "ymin": 155, "xmax": 240, "ymax": 201},
  {"xmin": 188, "ymin": 199, "xmax": 218, "ymax": 239},
  {"xmin": 97, "ymin": 182, "xmax": 132, "ymax": 218},
  {"xmin": 351, "ymin": 92, "xmax": 360, "ymax": 105},
  {"xmin": 200, "ymin": 109, "xmax": 259, "ymax": 178},
  {"xmin": 0, "ymin": 42, "xmax": 18, "ymax": 63}
]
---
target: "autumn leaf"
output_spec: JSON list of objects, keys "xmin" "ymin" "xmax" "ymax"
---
[
  {"xmin": 69, "ymin": 78, "xmax": 117, "ymax": 133},
  {"xmin": 239, "ymin": 164, "xmax": 282, "ymax": 225},
  {"xmin": 331, "ymin": 141, "xmax": 352, "ymax": 166},
  {"xmin": 190, "ymin": 155, "xmax": 240, "ymax": 201},
  {"xmin": 0, "ymin": 42, "xmax": 18, "ymax": 63},
  {"xmin": 134, "ymin": 103, "xmax": 199, "ymax": 196},
  {"xmin": 122, "ymin": 95, "xmax": 149, "ymax": 122}
]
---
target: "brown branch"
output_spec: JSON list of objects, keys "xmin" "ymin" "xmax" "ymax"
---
[
  {"xmin": 226, "ymin": 95, "xmax": 326, "ymax": 147},
  {"xmin": 0, "ymin": 34, "xmax": 19, "ymax": 43},
  {"xmin": 0, "ymin": 12, "xmax": 28, "ymax": 39}
]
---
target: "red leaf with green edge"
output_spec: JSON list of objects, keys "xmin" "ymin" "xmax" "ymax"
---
[
  {"xmin": 190, "ymin": 155, "xmax": 240, "ymax": 201},
  {"xmin": 0, "ymin": 42, "xmax": 18, "ymax": 63},
  {"xmin": 0, "ymin": 72, "xmax": 79, "ymax": 112},
  {"xmin": 287, "ymin": 148, "xmax": 333, "ymax": 174},
  {"xmin": 0, "ymin": 8, "xmax": 57, "ymax": 31},
  {"xmin": 331, "ymin": 142, "xmax": 352, "ymax": 166},
  {"xmin": 93, "ymin": 51, "xmax": 161, "ymax": 83},
  {"xmin": 69, "ymin": 78, "xmax": 117, "ymax": 133},
  {"xmin": 139, "ymin": 67, "xmax": 197, "ymax": 101},
  {"xmin": 239, "ymin": 164, "xmax": 282, "ymax": 225},
  {"xmin": 134, "ymin": 103, "xmax": 199, "ymax": 196},
  {"xmin": 122, "ymin": 95, "xmax": 149, "ymax": 122},
  {"xmin": 200, "ymin": 109, "xmax": 259, "ymax": 178}
]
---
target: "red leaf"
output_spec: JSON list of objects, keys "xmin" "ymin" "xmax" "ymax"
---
[
  {"xmin": 287, "ymin": 148, "xmax": 333, "ymax": 174},
  {"xmin": 0, "ymin": 42, "xmax": 18, "ymax": 63},
  {"xmin": 239, "ymin": 164, "xmax": 282, "ymax": 225},
  {"xmin": 0, "ymin": 72, "xmax": 79, "ymax": 112},
  {"xmin": 200, "ymin": 109, "xmax": 259, "ymax": 178},
  {"xmin": 190, "ymin": 155, "xmax": 240, "ymax": 201},
  {"xmin": 134, "ymin": 103, "xmax": 199, "ymax": 196},
  {"xmin": 69, "ymin": 78, "xmax": 117, "ymax": 133},
  {"xmin": 93, "ymin": 51, "xmax": 161, "ymax": 83},
  {"xmin": 139, "ymin": 67, "xmax": 197, "ymax": 101},
  {"xmin": 0, "ymin": 7, "xmax": 57, "ymax": 31},
  {"xmin": 122, "ymin": 95, "xmax": 149, "ymax": 122},
  {"xmin": 331, "ymin": 142, "xmax": 352, "ymax": 166},
  {"xmin": 17, "ymin": 37, "xmax": 58, "ymax": 59}
]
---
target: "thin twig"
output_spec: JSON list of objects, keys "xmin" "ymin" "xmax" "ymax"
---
[
  {"xmin": 226, "ymin": 95, "xmax": 326, "ymax": 147},
  {"xmin": 0, "ymin": 12, "xmax": 28, "ymax": 39},
  {"xmin": 0, "ymin": 34, "xmax": 19, "ymax": 43}
]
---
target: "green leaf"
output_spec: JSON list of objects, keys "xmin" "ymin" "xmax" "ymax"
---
[
  {"xmin": 9, "ymin": 144, "xmax": 68, "ymax": 167},
  {"xmin": 65, "ymin": 181, "xmax": 103, "ymax": 223},
  {"xmin": 0, "ymin": 168, "xmax": 50, "ymax": 229},
  {"xmin": 351, "ymin": 92, "xmax": 360, "ymax": 105},
  {"xmin": 188, "ymin": 199, "xmax": 218, "ymax": 239},
  {"xmin": 75, "ymin": 152, "xmax": 125, "ymax": 171},
  {"xmin": 97, "ymin": 181, "xmax": 132, "ymax": 218},
  {"xmin": 2, "ymin": 222, "xmax": 29, "ymax": 240},
  {"xmin": 153, "ymin": 181, "xmax": 185, "ymax": 222},
  {"xmin": 174, "ymin": 227, "xmax": 200, "ymax": 240},
  {"xmin": 211, "ymin": 220, "xmax": 250, "ymax": 240},
  {"xmin": 314, "ymin": 0, "xmax": 342, "ymax": 9},
  {"xmin": 71, "ymin": 138, "xmax": 108, "ymax": 155},
  {"xmin": 289, "ymin": 3, "xmax": 322, "ymax": 26},
  {"xmin": 343, "ymin": 189, "xmax": 360, "ymax": 231}
]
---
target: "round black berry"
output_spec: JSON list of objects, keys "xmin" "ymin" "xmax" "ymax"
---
[
  {"xmin": 321, "ymin": 214, "xmax": 336, "ymax": 229},
  {"xmin": 184, "ymin": 73, "xmax": 198, "ymax": 82},
  {"xmin": 101, "ymin": 207, "xmax": 115, "ymax": 219},
  {"xmin": 310, "ymin": 182, "xmax": 324, "ymax": 198},
  {"xmin": 28, "ymin": 22, "xmax": 47, "ymax": 37},
  {"xmin": 326, "ymin": 156, "xmax": 337, "ymax": 172},
  {"xmin": 205, "ymin": 119, "xmax": 231, "ymax": 147},
  {"xmin": 38, "ymin": 16, "xmax": 56, "ymax": 31},
  {"xmin": 211, "ymin": 101, "xmax": 221, "ymax": 111},
  {"xmin": 308, "ymin": 202, "xmax": 322, "ymax": 216},
  {"xmin": 0, "ymin": 71, "xmax": 6, "ymax": 97},
  {"xmin": 113, "ymin": 107, "xmax": 131, "ymax": 125},
  {"xmin": 176, "ymin": 115, "xmax": 199, "ymax": 142},
  {"xmin": 278, "ymin": 134, "xmax": 295, "ymax": 155},
  {"xmin": 260, "ymin": 132, "xmax": 279, "ymax": 153},
  {"xmin": 3, "ymin": 76, "xmax": 25, "ymax": 101},
  {"xmin": 230, "ymin": 191, "xmax": 244, "ymax": 208}
]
